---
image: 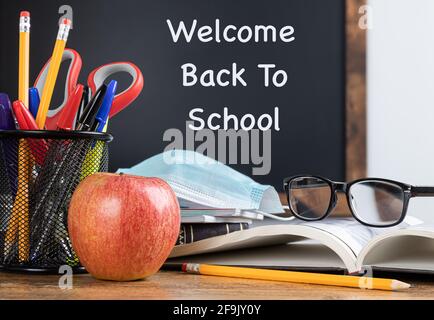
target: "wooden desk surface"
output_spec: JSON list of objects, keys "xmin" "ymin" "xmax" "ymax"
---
[{"xmin": 1, "ymin": 271, "xmax": 434, "ymax": 300}]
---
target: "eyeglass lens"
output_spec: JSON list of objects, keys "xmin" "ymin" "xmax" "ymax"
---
[
  {"xmin": 288, "ymin": 177, "xmax": 332, "ymax": 220},
  {"xmin": 348, "ymin": 180, "xmax": 405, "ymax": 226}
]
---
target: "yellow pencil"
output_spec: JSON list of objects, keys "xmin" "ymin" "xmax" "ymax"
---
[
  {"xmin": 18, "ymin": 11, "xmax": 31, "ymax": 262},
  {"xmin": 181, "ymin": 263, "xmax": 411, "ymax": 291},
  {"xmin": 36, "ymin": 18, "xmax": 72, "ymax": 129},
  {"xmin": 18, "ymin": 11, "xmax": 30, "ymax": 106},
  {"xmin": 6, "ymin": 11, "xmax": 32, "ymax": 262},
  {"xmin": 11, "ymin": 146, "xmax": 30, "ymax": 262}
]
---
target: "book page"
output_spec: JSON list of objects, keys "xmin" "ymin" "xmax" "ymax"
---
[
  {"xmin": 357, "ymin": 224, "xmax": 434, "ymax": 273},
  {"xmin": 296, "ymin": 216, "xmax": 424, "ymax": 257},
  {"xmin": 298, "ymin": 219, "xmax": 387, "ymax": 256}
]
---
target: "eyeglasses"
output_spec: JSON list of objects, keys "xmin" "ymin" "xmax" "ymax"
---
[{"xmin": 283, "ymin": 175, "xmax": 434, "ymax": 227}]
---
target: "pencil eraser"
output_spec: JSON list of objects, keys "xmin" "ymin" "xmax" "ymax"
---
[
  {"xmin": 20, "ymin": 11, "xmax": 30, "ymax": 17},
  {"xmin": 61, "ymin": 18, "xmax": 72, "ymax": 26}
]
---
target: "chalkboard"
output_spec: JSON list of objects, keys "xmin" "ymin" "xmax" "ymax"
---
[{"xmin": 0, "ymin": 0, "xmax": 366, "ymax": 189}]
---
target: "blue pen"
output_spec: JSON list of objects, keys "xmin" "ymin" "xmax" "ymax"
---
[
  {"xmin": 93, "ymin": 80, "xmax": 117, "ymax": 132},
  {"xmin": 0, "ymin": 93, "xmax": 18, "ymax": 195},
  {"xmin": 29, "ymin": 87, "xmax": 40, "ymax": 119}
]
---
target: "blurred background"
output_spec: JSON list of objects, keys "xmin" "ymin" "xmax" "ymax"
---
[{"xmin": 367, "ymin": 0, "xmax": 434, "ymax": 222}]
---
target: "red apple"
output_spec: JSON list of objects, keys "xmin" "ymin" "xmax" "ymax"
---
[{"xmin": 68, "ymin": 173, "xmax": 180, "ymax": 281}]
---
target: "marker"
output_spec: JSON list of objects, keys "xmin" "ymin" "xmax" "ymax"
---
[
  {"xmin": 57, "ymin": 84, "xmax": 84, "ymax": 131},
  {"xmin": 29, "ymin": 87, "xmax": 40, "ymax": 118},
  {"xmin": 76, "ymin": 84, "xmax": 107, "ymax": 131},
  {"xmin": 0, "ymin": 94, "xmax": 16, "ymax": 130},
  {"xmin": 0, "ymin": 94, "xmax": 18, "ymax": 196},
  {"xmin": 12, "ymin": 100, "xmax": 36, "ymax": 130},
  {"xmin": 93, "ymin": 80, "xmax": 117, "ymax": 132},
  {"xmin": 36, "ymin": 18, "xmax": 72, "ymax": 129},
  {"xmin": 12, "ymin": 101, "xmax": 48, "ymax": 166},
  {"xmin": 80, "ymin": 82, "xmax": 115, "ymax": 180},
  {"xmin": 75, "ymin": 85, "xmax": 91, "ymax": 129}
]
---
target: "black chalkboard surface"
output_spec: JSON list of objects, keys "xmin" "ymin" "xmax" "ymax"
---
[{"xmin": 0, "ymin": 0, "xmax": 345, "ymax": 188}]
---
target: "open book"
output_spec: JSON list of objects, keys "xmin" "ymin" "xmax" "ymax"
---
[{"xmin": 167, "ymin": 218, "xmax": 434, "ymax": 274}]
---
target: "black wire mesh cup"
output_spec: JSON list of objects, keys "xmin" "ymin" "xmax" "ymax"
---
[{"xmin": 0, "ymin": 130, "xmax": 113, "ymax": 273}]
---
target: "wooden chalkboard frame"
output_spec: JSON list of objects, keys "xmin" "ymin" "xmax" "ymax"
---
[{"xmin": 346, "ymin": 0, "xmax": 367, "ymax": 180}]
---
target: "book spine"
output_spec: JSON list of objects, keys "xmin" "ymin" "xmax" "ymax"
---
[{"xmin": 176, "ymin": 223, "xmax": 249, "ymax": 245}]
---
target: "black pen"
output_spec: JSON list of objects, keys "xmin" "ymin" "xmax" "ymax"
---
[
  {"xmin": 76, "ymin": 84, "xmax": 107, "ymax": 131},
  {"xmin": 75, "ymin": 85, "xmax": 91, "ymax": 129}
]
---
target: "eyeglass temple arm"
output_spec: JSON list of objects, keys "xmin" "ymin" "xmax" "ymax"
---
[{"xmin": 411, "ymin": 186, "xmax": 434, "ymax": 197}]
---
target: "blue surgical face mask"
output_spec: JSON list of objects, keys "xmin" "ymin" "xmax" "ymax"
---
[{"xmin": 117, "ymin": 149, "xmax": 284, "ymax": 214}]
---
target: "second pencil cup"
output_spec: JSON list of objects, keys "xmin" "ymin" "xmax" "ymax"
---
[{"xmin": 0, "ymin": 130, "xmax": 113, "ymax": 273}]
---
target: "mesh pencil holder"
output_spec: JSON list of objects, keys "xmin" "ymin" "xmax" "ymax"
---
[{"xmin": 0, "ymin": 130, "xmax": 113, "ymax": 273}]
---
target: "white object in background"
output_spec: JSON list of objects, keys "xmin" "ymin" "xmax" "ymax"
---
[{"xmin": 367, "ymin": 0, "xmax": 434, "ymax": 222}]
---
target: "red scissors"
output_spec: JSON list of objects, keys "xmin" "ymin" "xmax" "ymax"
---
[{"xmin": 34, "ymin": 48, "xmax": 144, "ymax": 130}]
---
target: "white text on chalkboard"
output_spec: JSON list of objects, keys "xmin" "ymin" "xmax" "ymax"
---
[{"xmin": 167, "ymin": 19, "xmax": 295, "ymax": 43}]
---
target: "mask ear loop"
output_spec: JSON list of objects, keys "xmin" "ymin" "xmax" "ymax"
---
[{"xmin": 257, "ymin": 206, "xmax": 297, "ymax": 221}]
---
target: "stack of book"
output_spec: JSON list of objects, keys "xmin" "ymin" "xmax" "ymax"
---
[{"xmin": 176, "ymin": 197, "xmax": 275, "ymax": 245}]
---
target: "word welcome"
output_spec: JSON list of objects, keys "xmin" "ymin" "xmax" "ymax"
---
[{"xmin": 167, "ymin": 19, "xmax": 295, "ymax": 44}]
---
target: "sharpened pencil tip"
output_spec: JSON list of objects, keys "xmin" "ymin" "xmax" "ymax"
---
[{"xmin": 392, "ymin": 280, "xmax": 411, "ymax": 290}]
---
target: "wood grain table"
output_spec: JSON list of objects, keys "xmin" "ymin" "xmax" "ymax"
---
[{"xmin": 1, "ymin": 271, "xmax": 434, "ymax": 300}]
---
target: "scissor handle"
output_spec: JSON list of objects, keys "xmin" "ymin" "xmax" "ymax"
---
[
  {"xmin": 87, "ymin": 62, "xmax": 144, "ymax": 117},
  {"xmin": 34, "ymin": 49, "xmax": 82, "ymax": 116},
  {"xmin": 34, "ymin": 49, "xmax": 82, "ymax": 130}
]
